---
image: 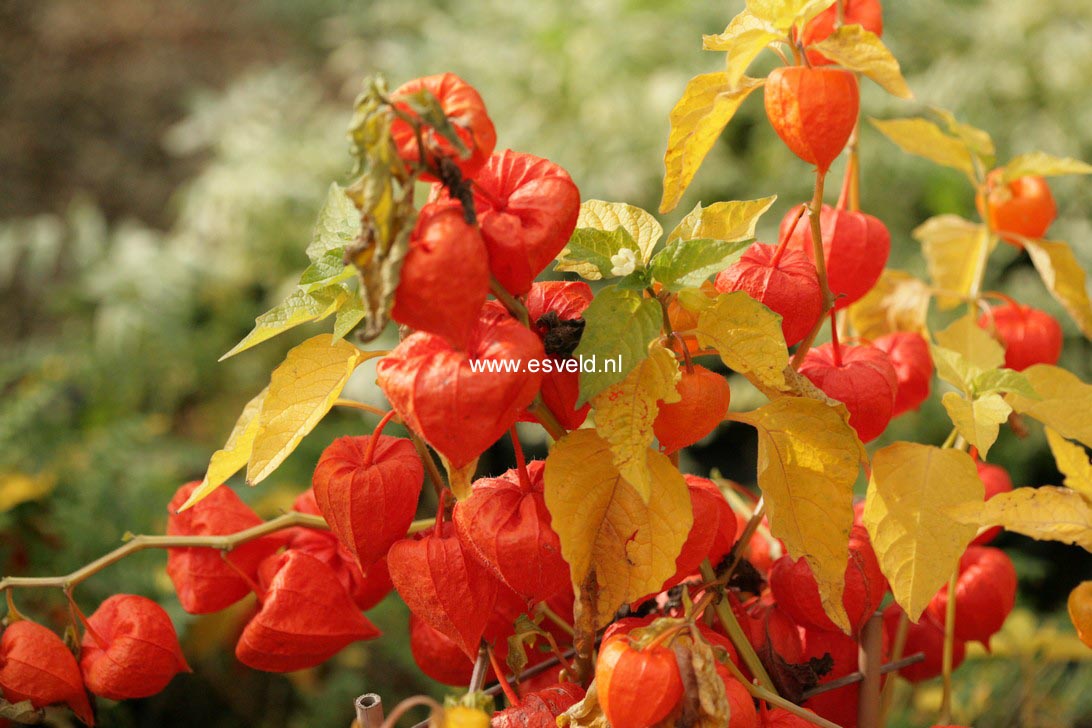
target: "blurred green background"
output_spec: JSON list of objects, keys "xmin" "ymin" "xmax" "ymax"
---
[{"xmin": 1, "ymin": 0, "xmax": 1090, "ymax": 726}]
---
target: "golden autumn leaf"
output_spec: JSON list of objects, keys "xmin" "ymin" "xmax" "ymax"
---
[
  {"xmin": 1045, "ymin": 428, "xmax": 1092, "ymax": 499},
  {"xmin": 746, "ymin": 0, "xmax": 834, "ymax": 29},
  {"xmin": 1007, "ymin": 365, "xmax": 1092, "ymax": 448},
  {"xmin": 1022, "ymin": 238, "xmax": 1092, "ymax": 339},
  {"xmin": 864, "ymin": 443, "xmax": 983, "ymax": 620},
  {"xmin": 691, "ymin": 291, "xmax": 789, "ymax": 393},
  {"xmin": 543, "ymin": 429, "xmax": 692, "ymax": 626},
  {"xmin": 871, "ymin": 118, "xmax": 977, "ymax": 181},
  {"xmin": 558, "ymin": 682, "xmax": 609, "ymax": 728},
  {"xmin": 811, "ymin": 25, "xmax": 913, "ymax": 99},
  {"xmin": 702, "ymin": 11, "xmax": 781, "ymax": 88},
  {"xmin": 1000, "ymin": 152, "xmax": 1092, "ymax": 182},
  {"xmin": 660, "ymin": 74, "xmax": 764, "ymax": 213},
  {"xmin": 575, "ymin": 200, "xmax": 663, "ymax": 264},
  {"xmin": 667, "ymin": 196, "xmax": 777, "ymax": 244},
  {"xmin": 941, "ymin": 392, "xmax": 1011, "ymax": 459},
  {"xmin": 0, "ymin": 472, "xmax": 56, "ymax": 513},
  {"xmin": 846, "ymin": 269, "xmax": 931, "ymax": 340},
  {"xmin": 913, "ymin": 215, "xmax": 994, "ymax": 310},
  {"xmin": 930, "ymin": 107, "xmax": 995, "ymax": 164},
  {"xmin": 246, "ymin": 335, "xmax": 376, "ymax": 485},
  {"xmin": 591, "ymin": 344, "xmax": 681, "ymax": 503},
  {"xmin": 181, "ymin": 387, "xmax": 269, "ymax": 511},
  {"xmin": 733, "ymin": 397, "xmax": 865, "ymax": 632},
  {"xmin": 947, "ymin": 486, "xmax": 1092, "ymax": 552},
  {"xmin": 444, "ymin": 706, "xmax": 491, "ymax": 728},
  {"xmin": 935, "ymin": 313, "xmax": 1005, "ymax": 373}
]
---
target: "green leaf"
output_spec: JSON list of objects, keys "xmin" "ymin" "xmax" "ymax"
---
[
  {"xmin": 616, "ymin": 268, "xmax": 653, "ymax": 291},
  {"xmin": 305, "ymin": 183, "xmax": 362, "ymax": 262},
  {"xmin": 221, "ymin": 286, "xmax": 347, "ymax": 361},
  {"xmin": 667, "ymin": 197, "xmax": 777, "ymax": 244},
  {"xmin": 870, "ymin": 118, "xmax": 977, "ymax": 181},
  {"xmin": 811, "ymin": 25, "xmax": 912, "ymax": 99},
  {"xmin": 972, "ymin": 368, "xmax": 1037, "ymax": 399},
  {"xmin": 573, "ymin": 286, "xmax": 663, "ymax": 405},
  {"xmin": 660, "ymin": 74, "xmax": 765, "ymax": 214},
  {"xmin": 299, "ymin": 249, "xmax": 355, "ymax": 293},
  {"xmin": 1000, "ymin": 152, "xmax": 1092, "ymax": 182},
  {"xmin": 650, "ymin": 238, "xmax": 750, "ymax": 291},
  {"xmin": 332, "ymin": 290, "xmax": 366, "ymax": 340},
  {"xmin": 702, "ymin": 11, "xmax": 782, "ymax": 88},
  {"xmin": 397, "ymin": 88, "xmax": 470, "ymax": 158},
  {"xmin": 930, "ymin": 344, "xmax": 976, "ymax": 394},
  {"xmin": 555, "ymin": 227, "xmax": 632, "ymax": 280},
  {"xmin": 578, "ymin": 200, "xmax": 663, "ymax": 263}
]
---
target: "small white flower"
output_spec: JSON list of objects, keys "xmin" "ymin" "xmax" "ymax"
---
[{"xmin": 610, "ymin": 248, "xmax": 638, "ymax": 277}]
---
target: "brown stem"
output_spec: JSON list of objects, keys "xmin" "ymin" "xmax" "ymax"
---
[
  {"xmin": 334, "ymin": 399, "xmax": 392, "ymax": 418},
  {"xmin": 857, "ymin": 612, "xmax": 884, "ymax": 728},
  {"xmin": 699, "ymin": 560, "xmax": 777, "ymax": 693},
  {"xmin": 802, "ymin": 652, "xmax": 925, "ymax": 700},
  {"xmin": 719, "ymin": 498, "xmax": 766, "ymax": 586},
  {"xmin": 0, "ymin": 512, "xmax": 328, "ymax": 593},
  {"xmin": 879, "ymin": 610, "xmax": 910, "ymax": 721},
  {"xmin": 791, "ymin": 171, "xmax": 833, "ymax": 368},
  {"xmin": 490, "ymin": 276, "xmax": 530, "ymax": 327}
]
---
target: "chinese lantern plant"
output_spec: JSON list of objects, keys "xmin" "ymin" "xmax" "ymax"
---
[{"xmin": 5, "ymin": 5, "xmax": 1092, "ymax": 728}]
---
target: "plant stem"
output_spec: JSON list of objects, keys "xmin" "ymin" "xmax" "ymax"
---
[
  {"xmin": 490, "ymin": 276, "xmax": 530, "ymax": 327},
  {"xmin": 771, "ymin": 205, "xmax": 807, "ymax": 267},
  {"xmin": 791, "ymin": 171, "xmax": 833, "ymax": 368},
  {"xmin": 802, "ymin": 652, "xmax": 924, "ymax": 700},
  {"xmin": 722, "ymin": 659, "xmax": 839, "ymax": 728},
  {"xmin": 879, "ymin": 610, "xmax": 910, "ymax": 722},
  {"xmin": 829, "ymin": 310, "xmax": 843, "ymax": 366},
  {"xmin": 857, "ymin": 612, "xmax": 884, "ymax": 728},
  {"xmin": 527, "ymin": 397, "xmax": 567, "ymax": 441},
  {"xmin": 720, "ymin": 499, "xmax": 766, "ymax": 585},
  {"xmin": 363, "ymin": 410, "xmax": 398, "ymax": 467},
  {"xmin": 0, "ymin": 512, "xmax": 328, "ymax": 593},
  {"xmin": 334, "ymin": 399, "xmax": 391, "ymax": 418},
  {"xmin": 539, "ymin": 602, "xmax": 576, "ymax": 637},
  {"xmin": 698, "ymin": 560, "xmax": 776, "ymax": 693},
  {"xmin": 487, "ymin": 646, "xmax": 522, "ymax": 707},
  {"xmin": 410, "ymin": 434, "xmax": 447, "ymax": 499},
  {"xmin": 939, "ymin": 568, "xmax": 959, "ymax": 723}
]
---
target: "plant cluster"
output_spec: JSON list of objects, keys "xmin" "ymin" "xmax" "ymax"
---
[{"xmin": 3, "ymin": 2, "xmax": 1092, "ymax": 728}]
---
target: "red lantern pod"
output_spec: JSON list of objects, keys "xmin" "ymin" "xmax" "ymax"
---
[
  {"xmin": 0, "ymin": 620, "xmax": 94, "ymax": 726},
  {"xmin": 166, "ymin": 481, "xmax": 282, "ymax": 615},
  {"xmin": 596, "ymin": 635, "xmax": 684, "ymax": 728},
  {"xmin": 770, "ymin": 524, "xmax": 886, "ymax": 635},
  {"xmin": 977, "ymin": 302, "xmax": 1063, "ymax": 372},
  {"xmin": 971, "ymin": 461, "xmax": 1014, "ymax": 546},
  {"xmin": 764, "ymin": 67, "xmax": 859, "ymax": 174},
  {"xmin": 236, "ymin": 550, "xmax": 380, "ymax": 672},
  {"xmin": 408, "ymin": 613, "xmax": 475, "ymax": 686},
  {"xmin": 453, "ymin": 460, "xmax": 569, "ymax": 604},
  {"xmin": 387, "ymin": 522, "xmax": 500, "ymax": 658},
  {"xmin": 882, "ymin": 604, "xmax": 966, "ymax": 682},
  {"xmin": 925, "ymin": 545, "xmax": 1017, "ymax": 645},
  {"xmin": 799, "ymin": 0, "xmax": 884, "ymax": 66},
  {"xmin": 378, "ymin": 306, "xmax": 545, "ymax": 469},
  {"xmin": 762, "ymin": 707, "xmax": 824, "ymax": 727},
  {"xmin": 392, "ymin": 201, "xmax": 490, "ymax": 350},
  {"xmin": 780, "ymin": 204, "xmax": 891, "ymax": 309},
  {"xmin": 697, "ymin": 621, "xmax": 741, "ymax": 671},
  {"xmin": 655, "ymin": 476, "xmax": 737, "ymax": 595},
  {"xmin": 873, "ymin": 332, "xmax": 934, "ymax": 417},
  {"xmin": 520, "ymin": 280, "xmax": 595, "ymax": 429},
  {"xmin": 389, "ymin": 73, "xmax": 496, "ymax": 181},
  {"xmin": 799, "ymin": 626, "xmax": 875, "ymax": 728},
  {"xmin": 433, "ymin": 150, "xmax": 580, "ymax": 295},
  {"xmin": 312, "ymin": 434, "xmax": 424, "ymax": 570},
  {"xmin": 978, "ymin": 170, "xmax": 1057, "ymax": 246},
  {"xmin": 493, "ymin": 683, "xmax": 586, "ymax": 728},
  {"xmin": 715, "ymin": 243, "xmax": 824, "ymax": 347},
  {"xmin": 79, "ymin": 595, "xmax": 190, "ymax": 700},
  {"xmin": 799, "ymin": 343, "xmax": 898, "ymax": 443},
  {"xmin": 653, "ymin": 365, "xmax": 731, "ymax": 454},
  {"xmin": 716, "ymin": 666, "xmax": 759, "ymax": 728}
]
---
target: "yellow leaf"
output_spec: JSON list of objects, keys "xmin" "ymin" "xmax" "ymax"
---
[
  {"xmin": 864, "ymin": 443, "xmax": 983, "ymax": 620},
  {"xmin": 444, "ymin": 706, "xmax": 491, "ymax": 728},
  {"xmin": 746, "ymin": 0, "xmax": 835, "ymax": 29},
  {"xmin": 940, "ymin": 392, "xmax": 1011, "ymax": 459},
  {"xmin": 576, "ymin": 200, "xmax": 663, "ymax": 264},
  {"xmin": 591, "ymin": 344, "xmax": 681, "ymax": 503},
  {"xmin": 1007, "ymin": 365, "xmax": 1092, "ymax": 448},
  {"xmin": 1023, "ymin": 238, "xmax": 1092, "ymax": 338},
  {"xmin": 693, "ymin": 291, "xmax": 789, "ymax": 393},
  {"xmin": 1045, "ymin": 428, "xmax": 1092, "ymax": 499},
  {"xmin": 0, "ymin": 472, "xmax": 56, "ymax": 512},
  {"xmin": 811, "ymin": 25, "xmax": 913, "ymax": 99},
  {"xmin": 934, "ymin": 313, "xmax": 1005, "ymax": 373},
  {"xmin": 1000, "ymin": 152, "xmax": 1092, "ymax": 182},
  {"xmin": 543, "ymin": 430, "xmax": 692, "ymax": 626},
  {"xmin": 871, "ymin": 118, "xmax": 977, "ymax": 181},
  {"xmin": 913, "ymin": 215, "xmax": 995, "ymax": 310},
  {"xmin": 948, "ymin": 486, "xmax": 1092, "ymax": 552},
  {"xmin": 846, "ymin": 269, "xmax": 931, "ymax": 340},
  {"xmin": 246, "ymin": 335, "xmax": 373, "ymax": 485},
  {"xmin": 702, "ymin": 11, "xmax": 782, "ymax": 88},
  {"xmin": 735, "ymin": 397, "xmax": 865, "ymax": 633},
  {"xmin": 930, "ymin": 107, "xmax": 995, "ymax": 163},
  {"xmin": 667, "ymin": 196, "xmax": 777, "ymax": 245},
  {"xmin": 181, "ymin": 387, "xmax": 269, "ymax": 511},
  {"xmin": 660, "ymin": 74, "xmax": 764, "ymax": 214}
]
